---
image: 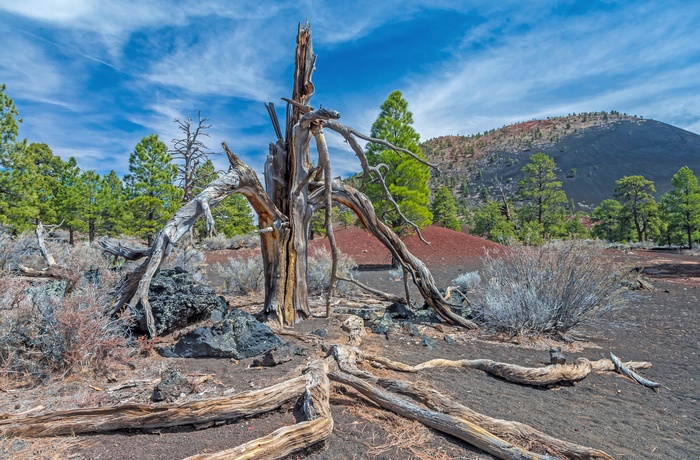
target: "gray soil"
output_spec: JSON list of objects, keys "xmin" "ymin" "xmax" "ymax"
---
[{"xmin": 2, "ymin": 246, "xmax": 698, "ymax": 460}]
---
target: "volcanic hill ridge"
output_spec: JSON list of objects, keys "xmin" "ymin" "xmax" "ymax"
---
[{"xmin": 422, "ymin": 111, "xmax": 700, "ymax": 209}]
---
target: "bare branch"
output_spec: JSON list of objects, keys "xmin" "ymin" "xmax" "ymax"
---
[
  {"xmin": 99, "ymin": 240, "xmax": 152, "ymax": 261},
  {"xmin": 311, "ymin": 124, "xmax": 339, "ymax": 318},
  {"xmin": 322, "ymin": 121, "xmax": 430, "ymax": 244},
  {"xmin": 337, "ymin": 275, "xmax": 405, "ymax": 303},
  {"xmin": 324, "ymin": 120, "xmax": 439, "ymax": 170}
]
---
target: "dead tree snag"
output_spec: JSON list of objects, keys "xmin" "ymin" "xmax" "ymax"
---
[{"xmin": 102, "ymin": 22, "xmax": 473, "ymax": 335}]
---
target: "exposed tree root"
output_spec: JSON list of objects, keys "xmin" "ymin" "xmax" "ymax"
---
[
  {"xmin": 328, "ymin": 344, "xmax": 613, "ymax": 460},
  {"xmin": 361, "ymin": 353, "xmax": 653, "ymax": 387},
  {"xmin": 329, "ymin": 370, "xmax": 558, "ymax": 460}
]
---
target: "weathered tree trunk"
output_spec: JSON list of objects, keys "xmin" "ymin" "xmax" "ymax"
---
[{"xmin": 103, "ymin": 22, "xmax": 475, "ymax": 334}]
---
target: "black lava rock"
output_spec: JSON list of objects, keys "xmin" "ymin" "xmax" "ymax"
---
[{"xmin": 161, "ymin": 309, "xmax": 283, "ymax": 359}]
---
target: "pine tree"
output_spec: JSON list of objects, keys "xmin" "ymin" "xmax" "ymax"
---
[
  {"xmin": 1, "ymin": 142, "xmax": 66, "ymax": 232},
  {"xmin": 99, "ymin": 170, "xmax": 129, "ymax": 237},
  {"xmin": 592, "ymin": 199, "xmax": 628, "ymax": 241},
  {"xmin": 662, "ymin": 166, "xmax": 700, "ymax": 249},
  {"xmin": 614, "ymin": 175, "xmax": 656, "ymax": 242},
  {"xmin": 517, "ymin": 153, "xmax": 567, "ymax": 237},
  {"xmin": 363, "ymin": 90, "xmax": 432, "ymax": 234},
  {"xmin": 431, "ymin": 186, "xmax": 461, "ymax": 231},
  {"xmin": 125, "ymin": 134, "xmax": 181, "ymax": 244}
]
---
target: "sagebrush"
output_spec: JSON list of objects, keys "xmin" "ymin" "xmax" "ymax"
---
[
  {"xmin": 306, "ymin": 247, "xmax": 357, "ymax": 295},
  {"xmin": 474, "ymin": 240, "xmax": 626, "ymax": 335},
  {"xmin": 0, "ymin": 241, "xmax": 131, "ymax": 383}
]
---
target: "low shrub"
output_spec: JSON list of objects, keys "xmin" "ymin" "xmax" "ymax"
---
[
  {"xmin": 451, "ymin": 271, "xmax": 481, "ymax": 292},
  {"xmin": 213, "ymin": 257, "xmax": 265, "ymax": 295},
  {"xmin": 307, "ymin": 248, "xmax": 357, "ymax": 295},
  {"xmin": 474, "ymin": 240, "xmax": 626, "ymax": 336},
  {"xmin": 200, "ymin": 234, "xmax": 230, "ymax": 251},
  {"xmin": 0, "ymin": 239, "xmax": 132, "ymax": 384}
]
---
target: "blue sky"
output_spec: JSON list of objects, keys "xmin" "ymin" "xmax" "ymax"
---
[{"xmin": 1, "ymin": 1, "xmax": 699, "ymax": 179}]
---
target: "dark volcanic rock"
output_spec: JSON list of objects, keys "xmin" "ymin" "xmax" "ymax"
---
[
  {"xmin": 252, "ymin": 345, "xmax": 295, "ymax": 367},
  {"xmin": 152, "ymin": 368, "xmax": 190, "ymax": 402},
  {"xmin": 132, "ymin": 267, "xmax": 227, "ymax": 335},
  {"xmin": 161, "ymin": 309, "xmax": 283, "ymax": 359}
]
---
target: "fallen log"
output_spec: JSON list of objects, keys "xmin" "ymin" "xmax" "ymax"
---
[
  {"xmin": 331, "ymin": 344, "xmax": 613, "ymax": 459},
  {"xmin": 184, "ymin": 359, "xmax": 332, "ymax": 460},
  {"xmin": 0, "ymin": 375, "xmax": 308, "ymax": 437},
  {"xmin": 363, "ymin": 353, "xmax": 653, "ymax": 387},
  {"xmin": 329, "ymin": 370, "xmax": 558, "ymax": 460}
]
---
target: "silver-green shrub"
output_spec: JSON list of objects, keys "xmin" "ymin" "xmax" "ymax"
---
[{"xmin": 474, "ymin": 240, "xmax": 626, "ymax": 335}]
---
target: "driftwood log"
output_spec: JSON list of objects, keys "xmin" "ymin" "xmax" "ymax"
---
[{"xmin": 361, "ymin": 353, "xmax": 653, "ymax": 387}]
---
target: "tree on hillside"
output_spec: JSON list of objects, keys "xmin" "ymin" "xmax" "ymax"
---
[
  {"xmin": 614, "ymin": 175, "xmax": 656, "ymax": 242},
  {"xmin": 361, "ymin": 90, "xmax": 432, "ymax": 234},
  {"xmin": 125, "ymin": 134, "xmax": 181, "ymax": 245},
  {"xmin": 171, "ymin": 112, "xmax": 214, "ymax": 203},
  {"xmin": 517, "ymin": 152, "xmax": 567, "ymax": 237},
  {"xmin": 592, "ymin": 199, "xmax": 629, "ymax": 241},
  {"xmin": 431, "ymin": 186, "xmax": 461, "ymax": 231},
  {"xmin": 662, "ymin": 166, "xmax": 700, "ymax": 249},
  {"xmin": 472, "ymin": 200, "xmax": 517, "ymax": 243}
]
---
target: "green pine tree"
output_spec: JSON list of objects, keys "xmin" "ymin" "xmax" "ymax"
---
[
  {"xmin": 517, "ymin": 153, "xmax": 568, "ymax": 238},
  {"xmin": 614, "ymin": 175, "xmax": 656, "ymax": 242},
  {"xmin": 662, "ymin": 166, "xmax": 700, "ymax": 249},
  {"xmin": 431, "ymin": 186, "xmax": 461, "ymax": 231},
  {"xmin": 363, "ymin": 90, "xmax": 432, "ymax": 234},
  {"xmin": 99, "ymin": 170, "xmax": 130, "ymax": 237},
  {"xmin": 125, "ymin": 134, "xmax": 182, "ymax": 244}
]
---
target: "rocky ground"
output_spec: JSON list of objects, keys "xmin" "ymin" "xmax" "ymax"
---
[{"xmin": 1, "ymin": 230, "xmax": 698, "ymax": 460}]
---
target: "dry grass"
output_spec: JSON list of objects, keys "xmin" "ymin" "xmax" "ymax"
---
[
  {"xmin": 0, "ymin": 436, "xmax": 86, "ymax": 460},
  {"xmin": 332, "ymin": 385, "xmax": 454, "ymax": 460}
]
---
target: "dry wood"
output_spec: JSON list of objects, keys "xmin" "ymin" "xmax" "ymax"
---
[
  {"xmin": 340, "ymin": 315, "xmax": 366, "ymax": 347},
  {"xmin": 376, "ymin": 376, "xmax": 614, "ymax": 460},
  {"xmin": 35, "ymin": 221, "xmax": 56, "ymax": 267},
  {"xmin": 323, "ymin": 180, "xmax": 478, "ymax": 329},
  {"xmin": 0, "ymin": 375, "xmax": 308, "ymax": 437},
  {"xmin": 99, "ymin": 240, "xmax": 152, "ymax": 261},
  {"xmin": 107, "ymin": 144, "xmax": 285, "ymax": 336},
  {"xmin": 184, "ymin": 359, "xmax": 332, "ymax": 460},
  {"xmin": 362, "ymin": 353, "xmax": 653, "ymax": 387},
  {"xmin": 337, "ymin": 274, "xmax": 405, "ymax": 303},
  {"xmin": 610, "ymin": 352, "xmax": 661, "ymax": 391},
  {"xmin": 329, "ymin": 370, "xmax": 558, "ymax": 460},
  {"xmin": 331, "ymin": 344, "xmax": 613, "ymax": 459}
]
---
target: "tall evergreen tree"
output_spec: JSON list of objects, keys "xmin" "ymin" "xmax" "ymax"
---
[
  {"xmin": 592, "ymin": 199, "xmax": 628, "ymax": 241},
  {"xmin": 125, "ymin": 134, "xmax": 181, "ymax": 244},
  {"xmin": 1, "ymin": 142, "xmax": 66, "ymax": 232},
  {"xmin": 517, "ymin": 153, "xmax": 567, "ymax": 237},
  {"xmin": 614, "ymin": 175, "xmax": 656, "ymax": 242},
  {"xmin": 99, "ymin": 170, "xmax": 129, "ymax": 237},
  {"xmin": 362, "ymin": 90, "xmax": 432, "ymax": 234},
  {"xmin": 662, "ymin": 166, "xmax": 700, "ymax": 249},
  {"xmin": 431, "ymin": 186, "xmax": 461, "ymax": 231}
]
